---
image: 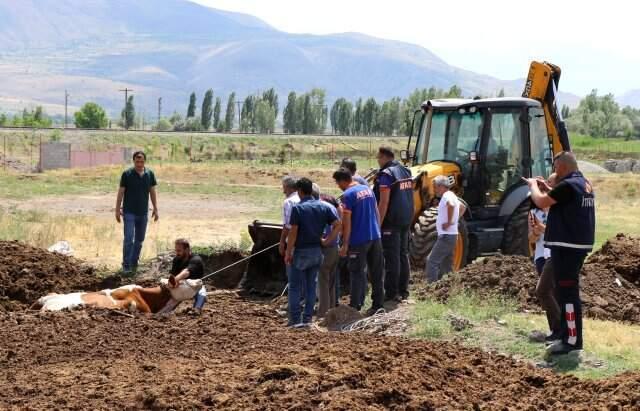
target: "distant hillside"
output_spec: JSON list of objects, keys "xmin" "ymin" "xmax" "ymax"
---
[
  {"xmin": 0, "ymin": 0, "xmax": 580, "ymax": 117},
  {"xmin": 618, "ymin": 90, "xmax": 640, "ymax": 108}
]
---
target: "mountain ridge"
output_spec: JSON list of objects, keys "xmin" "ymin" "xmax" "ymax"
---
[{"xmin": 0, "ymin": 0, "xmax": 581, "ymax": 116}]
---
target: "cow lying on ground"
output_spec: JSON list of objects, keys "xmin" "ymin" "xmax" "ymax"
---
[{"xmin": 34, "ymin": 278, "xmax": 203, "ymax": 313}]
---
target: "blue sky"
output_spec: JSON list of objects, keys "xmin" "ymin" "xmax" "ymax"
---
[{"xmin": 193, "ymin": 0, "xmax": 639, "ymax": 97}]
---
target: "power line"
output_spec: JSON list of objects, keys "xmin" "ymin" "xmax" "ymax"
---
[
  {"xmin": 119, "ymin": 88, "xmax": 134, "ymax": 129},
  {"xmin": 64, "ymin": 90, "xmax": 70, "ymax": 129}
]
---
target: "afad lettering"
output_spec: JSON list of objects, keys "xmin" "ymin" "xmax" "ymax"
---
[
  {"xmin": 356, "ymin": 189, "xmax": 374, "ymax": 200},
  {"xmin": 399, "ymin": 180, "xmax": 413, "ymax": 190}
]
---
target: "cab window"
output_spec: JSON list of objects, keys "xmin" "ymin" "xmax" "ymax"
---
[{"xmin": 485, "ymin": 109, "xmax": 524, "ymax": 196}]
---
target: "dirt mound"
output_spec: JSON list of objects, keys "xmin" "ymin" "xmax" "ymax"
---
[
  {"xmin": 420, "ymin": 234, "xmax": 640, "ymax": 323},
  {"xmin": 580, "ymin": 234, "xmax": 640, "ymax": 322},
  {"xmin": 588, "ymin": 233, "xmax": 640, "ymax": 285},
  {"xmin": 0, "ymin": 154, "xmax": 33, "ymax": 173},
  {"xmin": 322, "ymin": 304, "xmax": 364, "ymax": 331},
  {"xmin": 1, "ymin": 293, "xmax": 639, "ymax": 409},
  {"xmin": 0, "ymin": 241, "xmax": 113, "ymax": 311},
  {"xmin": 419, "ymin": 255, "xmax": 540, "ymax": 310}
]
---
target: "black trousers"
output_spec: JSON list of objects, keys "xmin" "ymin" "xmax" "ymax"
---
[
  {"xmin": 550, "ymin": 247, "xmax": 588, "ymax": 349},
  {"xmin": 347, "ymin": 239, "xmax": 385, "ymax": 310},
  {"xmin": 381, "ymin": 225, "xmax": 410, "ymax": 299}
]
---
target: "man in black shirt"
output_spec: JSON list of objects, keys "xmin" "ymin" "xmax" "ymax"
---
[
  {"xmin": 116, "ymin": 151, "xmax": 159, "ymax": 273},
  {"xmin": 168, "ymin": 238, "xmax": 206, "ymax": 313},
  {"xmin": 525, "ymin": 151, "xmax": 595, "ymax": 356}
]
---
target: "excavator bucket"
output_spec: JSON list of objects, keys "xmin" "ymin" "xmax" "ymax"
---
[{"xmin": 241, "ymin": 220, "xmax": 287, "ymax": 295}]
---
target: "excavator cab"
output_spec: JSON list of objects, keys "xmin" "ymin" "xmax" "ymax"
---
[{"xmin": 405, "ymin": 61, "xmax": 569, "ymax": 270}]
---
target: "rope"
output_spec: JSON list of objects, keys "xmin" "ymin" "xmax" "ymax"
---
[
  {"xmin": 341, "ymin": 308, "xmax": 408, "ymax": 333},
  {"xmin": 200, "ymin": 242, "xmax": 279, "ymax": 281}
]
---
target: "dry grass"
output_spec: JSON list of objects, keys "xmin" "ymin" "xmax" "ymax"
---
[
  {"xmin": 412, "ymin": 292, "xmax": 640, "ymax": 379},
  {"xmin": 588, "ymin": 173, "xmax": 640, "ymax": 248}
]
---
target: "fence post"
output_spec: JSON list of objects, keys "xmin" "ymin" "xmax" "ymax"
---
[
  {"xmin": 189, "ymin": 135, "xmax": 193, "ymax": 162},
  {"xmin": 38, "ymin": 133, "xmax": 42, "ymax": 172},
  {"xmin": 2, "ymin": 134, "xmax": 6, "ymax": 172}
]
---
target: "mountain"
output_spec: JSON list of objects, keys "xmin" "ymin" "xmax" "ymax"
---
[
  {"xmin": 618, "ymin": 90, "xmax": 640, "ymax": 108},
  {"xmin": 0, "ymin": 0, "xmax": 581, "ymax": 117}
]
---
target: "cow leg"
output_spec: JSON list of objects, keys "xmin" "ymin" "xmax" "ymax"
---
[{"xmin": 125, "ymin": 290, "xmax": 152, "ymax": 313}]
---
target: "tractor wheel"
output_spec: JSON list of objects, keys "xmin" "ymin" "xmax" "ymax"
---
[
  {"xmin": 501, "ymin": 200, "xmax": 532, "ymax": 256},
  {"xmin": 409, "ymin": 207, "xmax": 469, "ymax": 271}
]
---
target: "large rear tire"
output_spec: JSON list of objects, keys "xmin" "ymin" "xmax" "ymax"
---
[
  {"xmin": 501, "ymin": 200, "xmax": 532, "ymax": 256},
  {"xmin": 409, "ymin": 207, "xmax": 469, "ymax": 271}
]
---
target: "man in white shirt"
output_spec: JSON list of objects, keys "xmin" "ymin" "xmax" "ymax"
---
[
  {"xmin": 425, "ymin": 176, "xmax": 466, "ymax": 282},
  {"xmin": 529, "ymin": 173, "xmax": 561, "ymax": 342},
  {"xmin": 279, "ymin": 176, "xmax": 300, "ymax": 258}
]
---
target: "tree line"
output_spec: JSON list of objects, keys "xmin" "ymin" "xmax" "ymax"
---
[
  {"xmin": 4, "ymin": 86, "xmax": 640, "ymax": 139},
  {"xmin": 565, "ymin": 90, "xmax": 640, "ymax": 138},
  {"xmin": 0, "ymin": 107, "xmax": 53, "ymax": 128},
  {"xmin": 328, "ymin": 86, "xmax": 463, "ymax": 136}
]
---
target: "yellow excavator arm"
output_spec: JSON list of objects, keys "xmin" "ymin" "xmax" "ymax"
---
[{"xmin": 522, "ymin": 61, "xmax": 571, "ymax": 155}]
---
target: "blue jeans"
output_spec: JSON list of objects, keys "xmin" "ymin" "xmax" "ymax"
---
[
  {"xmin": 122, "ymin": 213, "xmax": 148, "ymax": 271},
  {"xmin": 193, "ymin": 285, "xmax": 207, "ymax": 310},
  {"xmin": 288, "ymin": 247, "xmax": 323, "ymax": 325}
]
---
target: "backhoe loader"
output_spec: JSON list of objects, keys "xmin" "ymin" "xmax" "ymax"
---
[{"xmin": 242, "ymin": 61, "xmax": 570, "ymax": 294}]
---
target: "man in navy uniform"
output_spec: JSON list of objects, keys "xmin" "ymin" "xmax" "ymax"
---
[
  {"xmin": 525, "ymin": 151, "xmax": 595, "ymax": 356},
  {"xmin": 373, "ymin": 147, "xmax": 414, "ymax": 302}
]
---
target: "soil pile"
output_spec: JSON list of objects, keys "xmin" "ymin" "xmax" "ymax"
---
[
  {"xmin": 419, "ymin": 234, "xmax": 640, "ymax": 323},
  {"xmin": 0, "ymin": 241, "xmax": 110, "ymax": 311},
  {"xmin": 1, "ymin": 294, "xmax": 639, "ymax": 409},
  {"xmin": 420, "ymin": 255, "xmax": 540, "ymax": 310},
  {"xmin": 580, "ymin": 234, "xmax": 640, "ymax": 322},
  {"xmin": 587, "ymin": 233, "xmax": 640, "ymax": 285}
]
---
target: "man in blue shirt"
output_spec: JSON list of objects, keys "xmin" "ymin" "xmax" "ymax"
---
[
  {"xmin": 115, "ymin": 151, "xmax": 158, "ymax": 274},
  {"xmin": 285, "ymin": 178, "xmax": 341, "ymax": 327},
  {"xmin": 333, "ymin": 168, "xmax": 384, "ymax": 315},
  {"xmin": 525, "ymin": 151, "xmax": 595, "ymax": 356},
  {"xmin": 373, "ymin": 146, "xmax": 414, "ymax": 302}
]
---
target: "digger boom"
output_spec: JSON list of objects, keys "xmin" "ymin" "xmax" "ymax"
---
[{"xmin": 522, "ymin": 61, "xmax": 571, "ymax": 155}]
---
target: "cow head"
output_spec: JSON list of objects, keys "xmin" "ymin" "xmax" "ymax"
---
[{"xmin": 159, "ymin": 278, "xmax": 203, "ymax": 301}]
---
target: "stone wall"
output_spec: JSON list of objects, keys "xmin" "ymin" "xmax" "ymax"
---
[
  {"xmin": 39, "ymin": 142, "xmax": 71, "ymax": 170},
  {"xmin": 603, "ymin": 159, "xmax": 640, "ymax": 174}
]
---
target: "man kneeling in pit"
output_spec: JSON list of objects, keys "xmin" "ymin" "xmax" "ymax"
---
[{"xmin": 164, "ymin": 238, "xmax": 207, "ymax": 314}]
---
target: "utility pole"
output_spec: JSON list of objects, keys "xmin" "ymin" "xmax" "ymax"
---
[
  {"xmin": 64, "ymin": 90, "xmax": 70, "ymax": 129},
  {"xmin": 119, "ymin": 88, "xmax": 133, "ymax": 129},
  {"xmin": 157, "ymin": 97, "xmax": 162, "ymax": 125}
]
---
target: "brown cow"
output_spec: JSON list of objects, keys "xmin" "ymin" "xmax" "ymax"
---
[{"xmin": 35, "ymin": 279, "xmax": 203, "ymax": 313}]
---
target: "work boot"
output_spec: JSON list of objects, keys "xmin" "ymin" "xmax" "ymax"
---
[
  {"xmin": 365, "ymin": 306, "xmax": 385, "ymax": 317},
  {"xmin": 546, "ymin": 341, "xmax": 582, "ymax": 357},
  {"xmin": 544, "ymin": 331, "xmax": 562, "ymax": 344},
  {"xmin": 384, "ymin": 294, "xmax": 398, "ymax": 303}
]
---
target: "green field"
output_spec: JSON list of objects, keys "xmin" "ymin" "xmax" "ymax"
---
[{"xmin": 571, "ymin": 134, "xmax": 640, "ymax": 160}]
